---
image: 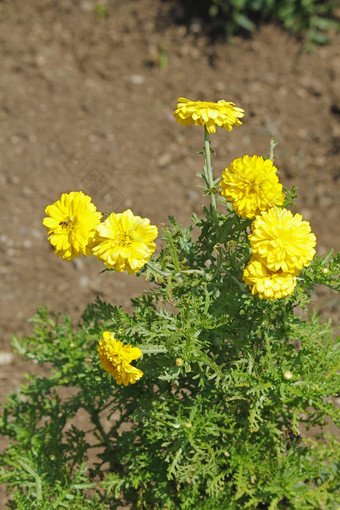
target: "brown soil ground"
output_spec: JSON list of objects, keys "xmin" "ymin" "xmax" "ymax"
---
[{"xmin": 0, "ymin": 0, "xmax": 339, "ymax": 503}]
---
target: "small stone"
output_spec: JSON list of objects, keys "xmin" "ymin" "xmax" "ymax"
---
[
  {"xmin": 23, "ymin": 239, "xmax": 33, "ymax": 249},
  {"xmin": 80, "ymin": 0, "xmax": 93, "ymax": 12},
  {"xmin": 129, "ymin": 74, "xmax": 144, "ymax": 85},
  {"xmin": 79, "ymin": 276, "xmax": 90, "ymax": 288},
  {"xmin": 186, "ymin": 190, "xmax": 200, "ymax": 201},
  {"xmin": 36, "ymin": 54, "xmax": 47, "ymax": 66},
  {"xmin": 88, "ymin": 134, "xmax": 97, "ymax": 143},
  {"xmin": 73, "ymin": 258, "xmax": 84, "ymax": 270},
  {"xmin": 22, "ymin": 186, "xmax": 33, "ymax": 197},
  {"xmin": 157, "ymin": 153, "xmax": 171, "ymax": 168},
  {"xmin": 0, "ymin": 352, "xmax": 15, "ymax": 366},
  {"xmin": 215, "ymin": 81, "xmax": 226, "ymax": 93},
  {"xmin": 31, "ymin": 229, "xmax": 42, "ymax": 239}
]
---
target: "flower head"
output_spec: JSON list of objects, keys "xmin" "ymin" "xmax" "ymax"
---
[
  {"xmin": 92, "ymin": 209, "xmax": 158, "ymax": 273},
  {"xmin": 43, "ymin": 191, "xmax": 102, "ymax": 261},
  {"xmin": 97, "ymin": 331, "xmax": 143, "ymax": 386},
  {"xmin": 249, "ymin": 207, "xmax": 316, "ymax": 273},
  {"xmin": 220, "ymin": 155, "xmax": 285, "ymax": 219},
  {"xmin": 243, "ymin": 257, "xmax": 297, "ymax": 300},
  {"xmin": 173, "ymin": 97, "xmax": 244, "ymax": 134}
]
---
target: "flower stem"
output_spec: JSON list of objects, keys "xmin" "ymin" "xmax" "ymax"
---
[
  {"xmin": 146, "ymin": 262, "xmax": 171, "ymax": 278},
  {"xmin": 203, "ymin": 126, "xmax": 217, "ymax": 221}
]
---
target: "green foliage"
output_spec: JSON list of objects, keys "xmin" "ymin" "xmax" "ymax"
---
[
  {"xmin": 1, "ymin": 201, "xmax": 339, "ymax": 507},
  {"xmin": 175, "ymin": 0, "xmax": 339, "ymax": 43}
]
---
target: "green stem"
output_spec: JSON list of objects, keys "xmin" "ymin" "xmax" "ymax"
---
[
  {"xmin": 203, "ymin": 126, "xmax": 217, "ymax": 221},
  {"xmin": 146, "ymin": 262, "xmax": 171, "ymax": 278},
  {"xmin": 89, "ymin": 407, "xmax": 114, "ymax": 457}
]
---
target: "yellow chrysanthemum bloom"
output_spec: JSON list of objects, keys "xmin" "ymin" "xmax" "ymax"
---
[
  {"xmin": 97, "ymin": 331, "xmax": 143, "ymax": 386},
  {"xmin": 249, "ymin": 207, "xmax": 316, "ymax": 273},
  {"xmin": 43, "ymin": 191, "xmax": 102, "ymax": 261},
  {"xmin": 92, "ymin": 209, "xmax": 158, "ymax": 273},
  {"xmin": 220, "ymin": 155, "xmax": 285, "ymax": 219},
  {"xmin": 243, "ymin": 257, "xmax": 297, "ymax": 300},
  {"xmin": 173, "ymin": 97, "xmax": 244, "ymax": 134}
]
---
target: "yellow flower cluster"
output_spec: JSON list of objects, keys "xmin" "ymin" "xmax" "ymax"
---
[
  {"xmin": 216, "ymin": 143, "xmax": 316, "ymax": 299},
  {"xmin": 97, "ymin": 331, "xmax": 143, "ymax": 385},
  {"xmin": 243, "ymin": 207, "xmax": 316, "ymax": 300},
  {"xmin": 173, "ymin": 97, "xmax": 244, "ymax": 134},
  {"xmin": 43, "ymin": 192, "xmax": 158, "ymax": 273}
]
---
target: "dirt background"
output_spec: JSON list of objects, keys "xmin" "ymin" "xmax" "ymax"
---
[{"xmin": 0, "ymin": 0, "xmax": 339, "ymax": 404}]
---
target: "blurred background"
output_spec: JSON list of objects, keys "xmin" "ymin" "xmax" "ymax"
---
[{"xmin": 0, "ymin": 0, "xmax": 339, "ymax": 397}]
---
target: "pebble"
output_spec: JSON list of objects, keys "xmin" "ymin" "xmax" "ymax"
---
[
  {"xmin": 73, "ymin": 258, "xmax": 84, "ymax": 271},
  {"xmin": 22, "ymin": 186, "xmax": 33, "ymax": 197},
  {"xmin": 22, "ymin": 239, "xmax": 33, "ymax": 249},
  {"xmin": 0, "ymin": 352, "xmax": 15, "ymax": 366},
  {"xmin": 186, "ymin": 190, "xmax": 200, "ymax": 201},
  {"xmin": 88, "ymin": 134, "xmax": 97, "ymax": 143},
  {"xmin": 129, "ymin": 74, "xmax": 145, "ymax": 85},
  {"xmin": 80, "ymin": 0, "xmax": 93, "ymax": 12},
  {"xmin": 157, "ymin": 153, "xmax": 171, "ymax": 168},
  {"xmin": 79, "ymin": 276, "xmax": 90, "ymax": 288}
]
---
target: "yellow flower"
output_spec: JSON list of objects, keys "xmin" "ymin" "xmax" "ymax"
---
[
  {"xmin": 249, "ymin": 207, "xmax": 316, "ymax": 273},
  {"xmin": 173, "ymin": 97, "xmax": 244, "ymax": 134},
  {"xmin": 220, "ymin": 155, "xmax": 285, "ymax": 219},
  {"xmin": 243, "ymin": 257, "xmax": 297, "ymax": 300},
  {"xmin": 43, "ymin": 191, "xmax": 102, "ymax": 261},
  {"xmin": 92, "ymin": 209, "xmax": 158, "ymax": 273},
  {"xmin": 97, "ymin": 331, "xmax": 143, "ymax": 386}
]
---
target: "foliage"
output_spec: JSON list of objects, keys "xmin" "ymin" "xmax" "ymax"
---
[
  {"xmin": 1, "ymin": 103, "xmax": 340, "ymax": 508},
  {"xmin": 1, "ymin": 216, "xmax": 339, "ymax": 507},
  {"xmin": 172, "ymin": 0, "xmax": 339, "ymax": 44}
]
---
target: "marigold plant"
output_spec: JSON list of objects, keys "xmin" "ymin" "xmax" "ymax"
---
[{"xmin": 1, "ymin": 97, "xmax": 339, "ymax": 510}]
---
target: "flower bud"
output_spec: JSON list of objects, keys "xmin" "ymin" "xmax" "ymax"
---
[
  {"xmin": 175, "ymin": 358, "xmax": 183, "ymax": 367},
  {"xmin": 322, "ymin": 267, "xmax": 329, "ymax": 274},
  {"xmin": 283, "ymin": 370, "xmax": 293, "ymax": 380}
]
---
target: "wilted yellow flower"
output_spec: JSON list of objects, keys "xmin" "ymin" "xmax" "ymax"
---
[
  {"xmin": 220, "ymin": 155, "xmax": 285, "ymax": 219},
  {"xmin": 249, "ymin": 207, "xmax": 316, "ymax": 273},
  {"xmin": 243, "ymin": 257, "xmax": 297, "ymax": 300},
  {"xmin": 92, "ymin": 209, "xmax": 158, "ymax": 273},
  {"xmin": 97, "ymin": 331, "xmax": 143, "ymax": 386},
  {"xmin": 173, "ymin": 97, "xmax": 244, "ymax": 134},
  {"xmin": 43, "ymin": 191, "xmax": 102, "ymax": 261}
]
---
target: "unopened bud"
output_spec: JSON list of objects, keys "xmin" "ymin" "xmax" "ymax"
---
[
  {"xmin": 322, "ymin": 267, "xmax": 329, "ymax": 274},
  {"xmin": 283, "ymin": 370, "xmax": 293, "ymax": 380},
  {"xmin": 185, "ymin": 422, "xmax": 192, "ymax": 428},
  {"xmin": 175, "ymin": 358, "xmax": 183, "ymax": 367}
]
